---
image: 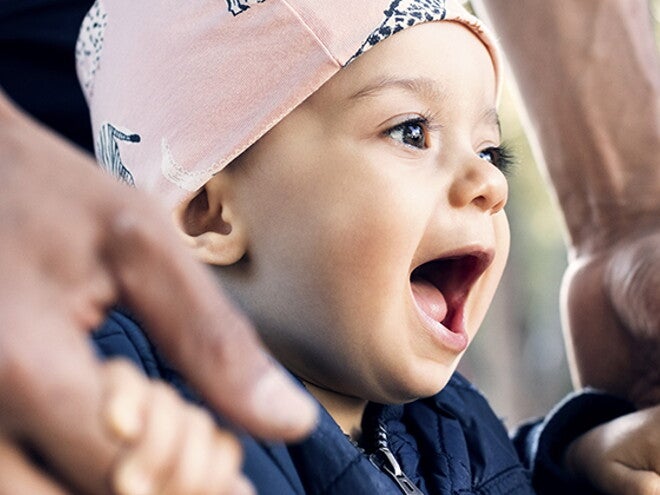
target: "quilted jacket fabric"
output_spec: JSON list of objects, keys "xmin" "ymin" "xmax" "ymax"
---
[{"xmin": 93, "ymin": 310, "xmax": 633, "ymax": 495}]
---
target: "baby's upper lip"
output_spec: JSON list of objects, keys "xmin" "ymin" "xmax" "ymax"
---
[{"xmin": 410, "ymin": 247, "xmax": 495, "ymax": 326}]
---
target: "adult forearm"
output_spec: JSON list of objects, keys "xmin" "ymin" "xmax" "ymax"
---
[
  {"xmin": 476, "ymin": 0, "xmax": 659, "ymax": 255},
  {"xmin": 475, "ymin": 0, "xmax": 660, "ymax": 406}
]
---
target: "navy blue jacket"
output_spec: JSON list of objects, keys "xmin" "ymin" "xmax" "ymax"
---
[{"xmin": 93, "ymin": 310, "xmax": 633, "ymax": 495}]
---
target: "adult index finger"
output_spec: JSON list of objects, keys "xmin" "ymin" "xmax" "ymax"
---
[{"xmin": 104, "ymin": 201, "xmax": 318, "ymax": 441}]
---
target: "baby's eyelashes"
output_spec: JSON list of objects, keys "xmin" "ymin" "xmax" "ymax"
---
[
  {"xmin": 384, "ymin": 117, "xmax": 429, "ymax": 149},
  {"xmin": 380, "ymin": 113, "xmax": 515, "ymax": 177},
  {"xmin": 478, "ymin": 142, "xmax": 516, "ymax": 175},
  {"xmin": 382, "ymin": 109, "xmax": 443, "ymax": 150}
]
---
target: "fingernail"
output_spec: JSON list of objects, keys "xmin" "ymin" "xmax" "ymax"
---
[
  {"xmin": 114, "ymin": 460, "xmax": 153, "ymax": 495},
  {"xmin": 252, "ymin": 369, "xmax": 318, "ymax": 434},
  {"xmin": 106, "ymin": 392, "xmax": 142, "ymax": 441}
]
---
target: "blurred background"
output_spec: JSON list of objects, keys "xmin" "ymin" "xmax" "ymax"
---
[{"xmin": 459, "ymin": 1, "xmax": 660, "ymax": 426}]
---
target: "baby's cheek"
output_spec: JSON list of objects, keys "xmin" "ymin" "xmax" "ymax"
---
[
  {"xmin": 466, "ymin": 213, "xmax": 510, "ymax": 337},
  {"xmin": 493, "ymin": 212, "xmax": 511, "ymax": 278}
]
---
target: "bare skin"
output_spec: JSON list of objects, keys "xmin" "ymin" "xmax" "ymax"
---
[
  {"xmin": 1, "ymin": 0, "xmax": 658, "ymax": 491},
  {"xmin": 0, "ymin": 91, "xmax": 316, "ymax": 495},
  {"xmin": 475, "ymin": 0, "xmax": 660, "ymax": 406},
  {"xmin": 102, "ymin": 361, "xmax": 255, "ymax": 495},
  {"xmin": 566, "ymin": 404, "xmax": 660, "ymax": 494}
]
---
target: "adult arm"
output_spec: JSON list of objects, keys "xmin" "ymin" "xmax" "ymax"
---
[
  {"xmin": 0, "ymin": 90, "xmax": 316, "ymax": 494},
  {"xmin": 474, "ymin": 0, "xmax": 660, "ymax": 406}
]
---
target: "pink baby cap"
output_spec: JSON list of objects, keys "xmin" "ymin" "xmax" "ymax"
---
[{"xmin": 77, "ymin": 0, "xmax": 501, "ymax": 209}]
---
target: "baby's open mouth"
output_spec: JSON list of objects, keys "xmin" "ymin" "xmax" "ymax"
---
[{"xmin": 410, "ymin": 250, "xmax": 494, "ymax": 336}]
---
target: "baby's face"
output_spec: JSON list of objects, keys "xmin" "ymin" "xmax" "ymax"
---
[{"xmin": 222, "ymin": 21, "xmax": 510, "ymax": 403}]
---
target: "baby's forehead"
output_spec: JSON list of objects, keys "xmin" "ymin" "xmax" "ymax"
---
[
  {"xmin": 307, "ymin": 23, "xmax": 499, "ymax": 129},
  {"xmin": 333, "ymin": 23, "xmax": 495, "ymax": 91},
  {"xmin": 79, "ymin": 0, "xmax": 501, "ymax": 209}
]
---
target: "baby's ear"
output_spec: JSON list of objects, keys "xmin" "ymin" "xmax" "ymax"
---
[{"xmin": 175, "ymin": 173, "xmax": 247, "ymax": 266}]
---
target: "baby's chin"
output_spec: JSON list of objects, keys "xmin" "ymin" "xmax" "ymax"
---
[
  {"xmin": 392, "ymin": 381, "xmax": 453, "ymax": 404},
  {"xmin": 358, "ymin": 369, "xmax": 457, "ymax": 405}
]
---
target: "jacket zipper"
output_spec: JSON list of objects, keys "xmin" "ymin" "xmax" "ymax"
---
[{"xmin": 370, "ymin": 424, "xmax": 425, "ymax": 495}]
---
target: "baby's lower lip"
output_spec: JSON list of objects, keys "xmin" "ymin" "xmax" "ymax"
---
[{"xmin": 411, "ymin": 278, "xmax": 468, "ymax": 353}]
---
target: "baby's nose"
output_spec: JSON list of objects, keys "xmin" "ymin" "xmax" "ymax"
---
[{"xmin": 448, "ymin": 156, "xmax": 508, "ymax": 214}]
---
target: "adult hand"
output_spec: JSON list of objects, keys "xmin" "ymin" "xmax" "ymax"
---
[
  {"xmin": 565, "ymin": 404, "xmax": 660, "ymax": 495},
  {"xmin": 563, "ymin": 229, "xmax": 660, "ymax": 407},
  {"xmin": 475, "ymin": 0, "xmax": 660, "ymax": 407},
  {"xmin": 0, "ymin": 90, "xmax": 317, "ymax": 494}
]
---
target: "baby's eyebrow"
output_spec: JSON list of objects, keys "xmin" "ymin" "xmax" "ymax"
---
[
  {"xmin": 348, "ymin": 76, "xmax": 447, "ymax": 105},
  {"xmin": 349, "ymin": 77, "xmax": 501, "ymax": 136},
  {"xmin": 480, "ymin": 107, "xmax": 502, "ymax": 137}
]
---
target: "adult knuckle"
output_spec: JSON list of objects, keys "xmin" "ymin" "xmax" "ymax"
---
[
  {"xmin": 107, "ymin": 201, "xmax": 156, "ymax": 248},
  {"xmin": 198, "ymin": 325, "xmax": 234, "ymax": 366},
  {"xmin": 209, "ymin": 305, "xmax": 257, "ymax": 356},
  {"xmin": 607, "ymin": 233, "xmax": 660, "ymax": 335}
]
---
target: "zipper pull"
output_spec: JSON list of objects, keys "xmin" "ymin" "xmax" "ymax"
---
[{"xmin": 371, "ymin": 426, "xmax": 425, "ymax": 495}]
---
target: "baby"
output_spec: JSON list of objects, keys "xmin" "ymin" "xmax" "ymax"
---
[{"xmin": 80, "ymin": 0, "xmax": 659, "ymax": 494}]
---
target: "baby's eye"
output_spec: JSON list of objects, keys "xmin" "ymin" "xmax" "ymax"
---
[
  {"xmin": 385, "ymin": 119, "xmax": 428, "ymax": 149},
  {"xmin": 478, "ymin": 144, "xmax": 515, "ymax": 175}
]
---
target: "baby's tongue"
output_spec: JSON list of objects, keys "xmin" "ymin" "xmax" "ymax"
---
[{"xmin": 411, "ymin": 277, "xmax": 448, "ymax": 323}]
